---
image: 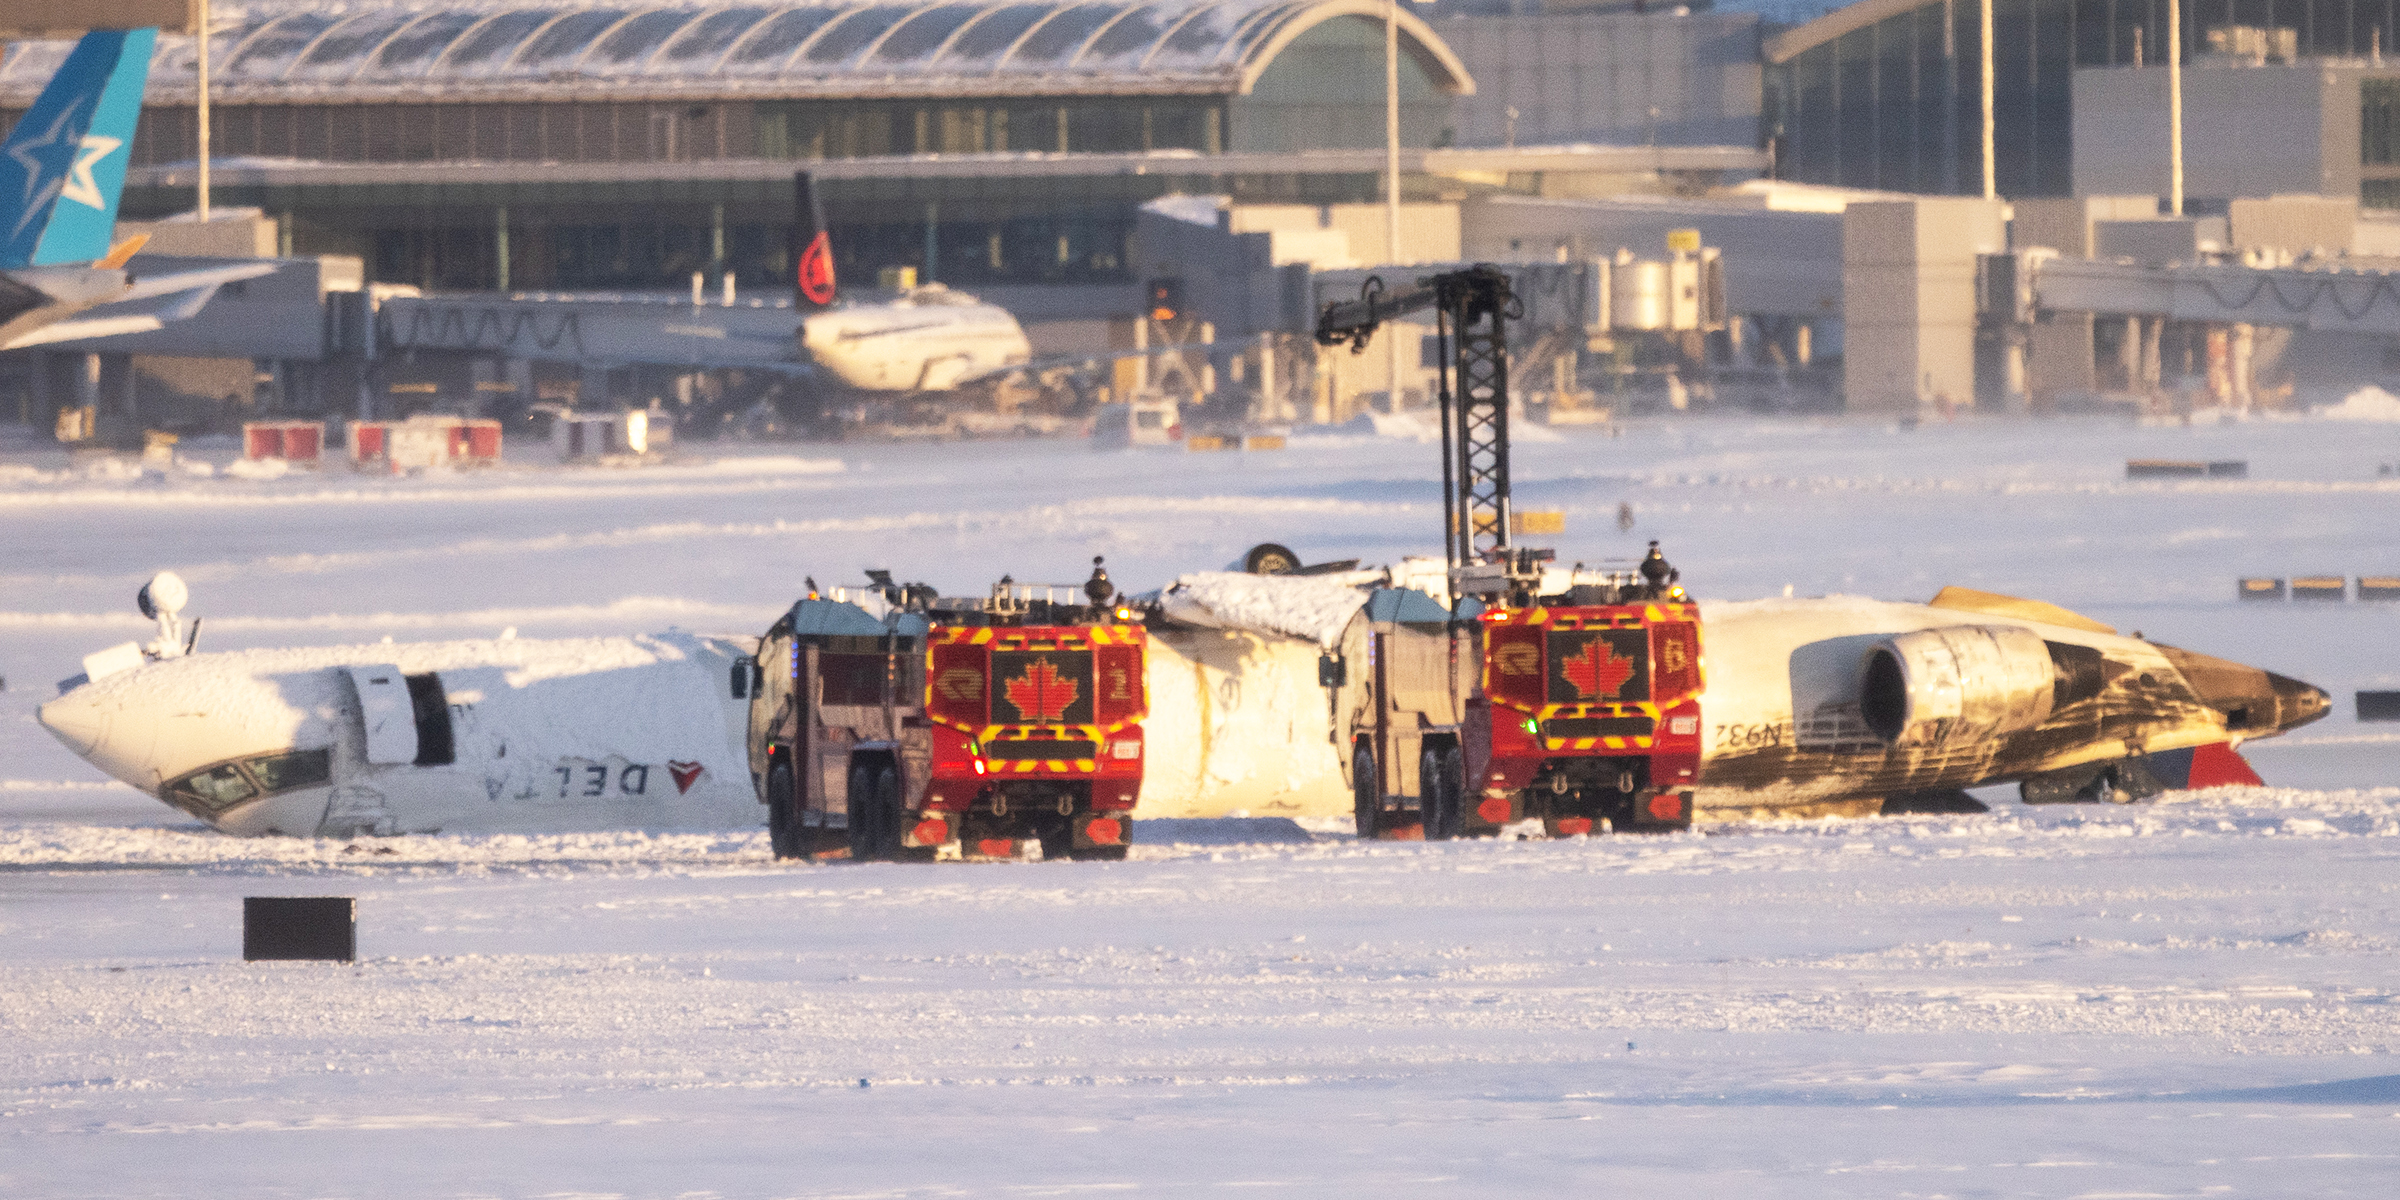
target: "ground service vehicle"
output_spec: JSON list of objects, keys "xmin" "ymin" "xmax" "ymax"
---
[
  {"xmin": 1316, "ymin": 265, "xmax": 1697, "ymax": 837},
  {"xmin": 749, "ymin": 563, "xmax": 1148, "ymax": 862}
]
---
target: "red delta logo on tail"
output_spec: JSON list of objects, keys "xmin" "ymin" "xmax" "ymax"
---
[
  {"xmin": 793, "ymin": 170, "xmax": 837, "ymax": 308},
  {"xmin": 666, "ymin": 760, "xmax": 705, "ymax": 794},
  {"xmin": 1004, "ymin": 658, "xmax": 1080, "ymax": 723},
  {"xmin": 1561, "ymin": 639, "xmax": 1637, "ymax": 700},
  {"xmin": 797, "ymin": 231, "xmax": 835, "ymax": 306}
]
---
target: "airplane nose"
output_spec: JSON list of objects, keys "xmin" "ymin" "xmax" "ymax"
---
[
  {"xmin": 2266, "ymin": 671, "xmax": 2332, "ymax": 733},
  {"xmin": 37, "ymin": 686, "xmax": 108, "ymax": 756},
  {"xmin": 2153, "ymin": 645, "xmax": 2331, "ymax": 737}
]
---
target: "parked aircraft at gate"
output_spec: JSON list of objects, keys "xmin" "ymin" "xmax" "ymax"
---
[{"xmin": 0, "ymin": 28, "xmax": 274, "ymax": 353}]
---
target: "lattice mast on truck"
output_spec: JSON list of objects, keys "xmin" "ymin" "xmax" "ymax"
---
[
  {"xmin": 1315, "ymin": 265, "xmax": 1700, "ymax": 836},
  {"xmin": 748, "ymin": 565, "xmax": 1148, "ymax": 862}
]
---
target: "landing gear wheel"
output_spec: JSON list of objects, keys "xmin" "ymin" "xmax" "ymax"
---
[
  {"xmin": 1352, "ymin": 743, "xmax": 1381, "ymax": 840},
  {"xmin": 768, "ymin": 760, "xmax": 802, "ymax": 860},
  {"xmin": 1244, "ymin": 542, "xmax": 1302, "ymax": 575}
]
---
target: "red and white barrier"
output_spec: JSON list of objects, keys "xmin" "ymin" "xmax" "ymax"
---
[
  {"xmin": 349, "ymin": 416, "xmax": 502, "ymax": 472},
  {"xmin": 242, "ymin": 421, "xmax": 326, "ymax": 465}
]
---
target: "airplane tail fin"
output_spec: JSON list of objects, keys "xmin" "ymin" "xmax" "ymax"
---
[
  {"xmin": 0, "ymin": 27, "xmax": 157, "ymax": 271},
  {"xmin": 794, "ymin": 171, "xmax": 836, "ymax": 309}
]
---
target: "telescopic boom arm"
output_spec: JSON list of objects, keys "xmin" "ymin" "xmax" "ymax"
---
[{"xmin": 1314, "ymin": 265, "xmax": 1521, "ymax": 570}]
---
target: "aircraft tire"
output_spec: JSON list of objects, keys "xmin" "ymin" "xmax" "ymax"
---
[
  {"xmin": 1352, "ymin": 743, "xmax": 1381, "ymax": 840},
  {"xmin": 1244, "ymin": 543, "xmax": 1302, "ymax": 575},
  {"xmin": 768, "ymin": 760, "xmax": 802, "ymax": 860}
]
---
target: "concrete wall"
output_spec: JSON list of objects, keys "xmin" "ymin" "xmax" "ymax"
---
[
  {"xmin": 1842, "ymin": 198, "xmax": 2005, "ymax": 414},
  {"xmin": 2011, "ymin": 196, "xmax": 2165, "ymax": 402},
  {"xmin": 1461, "ymin": 194, "xmax": 1842, "ymax": 316},
  {"xmin": 1128, "ymin": 200, "xmax": 1461, "ymax": 338},
  {"xmin": 2072, "ymin": 64, "xmax": 2348, "ymax": 204}
]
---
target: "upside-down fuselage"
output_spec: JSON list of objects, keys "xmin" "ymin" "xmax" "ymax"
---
[{"xmin": 36, "ymin": 586, "xmax": 2328, "ymax": 836}]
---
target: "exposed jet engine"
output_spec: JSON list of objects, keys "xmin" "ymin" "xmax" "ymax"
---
[{"xmin": 1858, "ymin": 624, "xmax": 2058, "ymax": 749}]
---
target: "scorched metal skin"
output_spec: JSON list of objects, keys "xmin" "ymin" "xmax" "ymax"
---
[{"xmin": 1688, "ymin": 592, "xmax": 2329, "ymax": 814}]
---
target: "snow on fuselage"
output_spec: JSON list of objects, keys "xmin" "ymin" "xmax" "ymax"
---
[
  {"xmin": 38, "ymin": 633, "xmax": 758, "ymax": 837},
  {"xmin": 1139, "ymin": 576, "xmax": 2329, "ymax": 819},
  {"xmin": 35, "ymin": 591, "xmax": 2329, "ymax": 837}
]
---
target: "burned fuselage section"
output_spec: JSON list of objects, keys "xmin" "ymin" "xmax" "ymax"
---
[{"xmin": 1692, "ymin": 590, "xmax": 2328, "ymax": 814}]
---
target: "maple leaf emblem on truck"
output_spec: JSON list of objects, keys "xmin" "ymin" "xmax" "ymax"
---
[
  {"xmin": 1004, "ymin": 657, "xmax": 1080, "ymax": 723},
  {"xmin": 1560, "ymin": 639, "xmax": 1636, "ymax": 700}
]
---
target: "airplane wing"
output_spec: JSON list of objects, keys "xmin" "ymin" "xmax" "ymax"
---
[
  {"xmin": 1, "ymin": 284, "xmax": 222, "ymax": 349},
  {"xmin": 117, "ymin": 261, "xmax": 277, "ymax": 303}
]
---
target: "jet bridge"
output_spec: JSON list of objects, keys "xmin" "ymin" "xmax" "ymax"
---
[
  {"xmin": 2029, "ymin": 256, "xmax": 2400, "ymax": 335},
  {"xmin": 20, "ymin": 266, "xmax": 810, "ymax": 373},
  {"xmin": 372, "ymin": 292, "xmax": 807, "ymax": 372}
]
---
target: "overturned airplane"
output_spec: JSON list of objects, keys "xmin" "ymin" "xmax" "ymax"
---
[{"xmin": 37, "ymin": 560, "xmax": 2325, "ymax": 838}]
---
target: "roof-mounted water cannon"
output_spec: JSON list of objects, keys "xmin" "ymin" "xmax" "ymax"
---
[
  {"xmin": 136, "ymin": 571, "xmax": 195, "ymax": 660},
  {"xmin": 862, "ymin": 569, "xmax": 939, "ymax": 611},
  {"xmin": 1638, "ymin": 541, "xmax": 1687, "ymax": 602}
]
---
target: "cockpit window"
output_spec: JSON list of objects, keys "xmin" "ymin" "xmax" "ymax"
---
[
  {"xmin": 166, "ymin": 748, "xmax": 335, "ymax": 815},
  {"xmin": 248, "ymin": 748, "xmax": 333, "ymax": 793},
  {"xmin": 170, "ymin": 763, "xmax": 257, "ymax": 813}
]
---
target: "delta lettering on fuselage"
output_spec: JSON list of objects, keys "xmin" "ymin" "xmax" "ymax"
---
[{"xmin": 477, "ymin": 757, "xmax": 712, "ymax": 802}]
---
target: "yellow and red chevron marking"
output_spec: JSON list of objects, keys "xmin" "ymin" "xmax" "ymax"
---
[
  {"xmin": 1002, "ymin": 759, "xmax": 1101, "ymax": 773},
  {"xmin": 1535, "ymin": 701, "xmax": 1661, "ymax": 753}
]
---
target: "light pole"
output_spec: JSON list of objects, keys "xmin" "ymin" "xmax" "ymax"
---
[
  {"xmin": 1385, "ymin": 0, "xmax": 1403, "ymax": 411},
  {"xmin": 1979, "ymin": 0, "xmax": 1994, "ymax": 199},
  {"xmin": 2168, "ymin": 0, "xmax": 2183, "ymax": 215},
  {"xmin": 195, "ymin": 0, "xmax": 210, "ymax": 220}
]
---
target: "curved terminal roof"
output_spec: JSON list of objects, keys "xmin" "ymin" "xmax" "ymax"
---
[
  {"xmin": 0, "ymin": 0, "xmax": 1474, "ymax": 101},
  {"xmin": 1761, "ymin": 0, "xmax": 1931, "ymax": 64}
]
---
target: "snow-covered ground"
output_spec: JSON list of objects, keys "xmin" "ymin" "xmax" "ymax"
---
[{"xmin": 4, "ymin": 413, "xmax": 2397, "ymax": 1195}]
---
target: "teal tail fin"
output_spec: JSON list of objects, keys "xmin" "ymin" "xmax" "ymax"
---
[{"xmin": 0, "ymin": 27, "xmax": 157, "ymax": 270}]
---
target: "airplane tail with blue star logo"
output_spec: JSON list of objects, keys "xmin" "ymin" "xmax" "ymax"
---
[{"xmin": 0, "ymin": 27, "xmax": 156, "ymax": 271}]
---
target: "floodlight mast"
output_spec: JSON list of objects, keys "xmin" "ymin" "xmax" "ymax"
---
[{"xmin": 1314, "ymin": 265, "xmax": 1520, "ymax": 573}]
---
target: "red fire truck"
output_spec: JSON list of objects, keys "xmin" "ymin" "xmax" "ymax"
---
[
  {"xmin": 1314, "ymin": 265, "xmax": 1698, "ymax": 837},
  {"xmin": 749, "ymin": 564, "xmax": 1148, "ymax": 862}
]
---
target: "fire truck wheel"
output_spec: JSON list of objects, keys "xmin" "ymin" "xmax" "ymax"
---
[
  {"xmin": 767, "ymin": 760, "xmax": 802, "ymax": 860},
  {"xmin": 1418, "ymin": 746, "xmax": 1453, "ymax": 841},
  {"xmin": 1439, "ymin": 745, "xmax": 1467, "ymax": 839},
  {"xmin": 1070, "ymin": 845, "xmax": 1128, "ymax": 862},
  {"xmin": 1352, "ymin": 744, "xmax": 1381, "ymax": 840},
  {"xmin": 875, "ymin": 767, "xmax": 935, "ymax": 861},
  {"xmin": 847, "ymin": 762, "xmax": 884, "ymax": 862}
]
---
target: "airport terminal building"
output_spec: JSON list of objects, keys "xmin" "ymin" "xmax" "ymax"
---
[
  {"xmin": 0, "ymin": 0, "xmax": 1489, "ymax": 293},
  {"xmin": 1765, "ymin": 0, "xmax": 2400, "ymax": 203}
]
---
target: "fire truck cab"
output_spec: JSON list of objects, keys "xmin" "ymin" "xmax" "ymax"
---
[
  {"xmin": 1331, "ymin": 570, "xmax": 1700, "ymax": 839},
  {"xmin": 1330, "ymin": 588, "xmax": 1478, "ymax": 840},
  {"xmin": 749, "ymin": 565, "xmax": 1147, "ymax": 862}
]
